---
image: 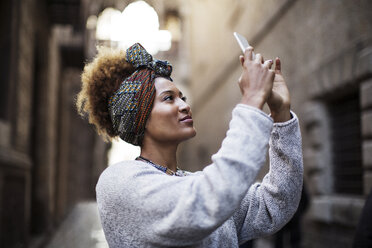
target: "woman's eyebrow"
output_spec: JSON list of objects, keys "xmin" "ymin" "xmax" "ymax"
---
[{"xmin": 160, "ymin": 90, "xmax": 184, "ymax": 97}]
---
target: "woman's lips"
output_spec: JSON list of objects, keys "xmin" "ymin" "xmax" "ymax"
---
[{"xmin": 180, "ymin": 116, "xmax": 193, "ymax": 124}]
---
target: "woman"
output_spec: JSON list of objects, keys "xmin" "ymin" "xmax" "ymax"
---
[{"xmin": 77, "ymin": 43, "xmax": 303, "ymax": 247}]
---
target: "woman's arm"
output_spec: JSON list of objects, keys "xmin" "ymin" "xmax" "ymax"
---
[
  {"xmin": 233, "ymin": 57, "xmax": 303, "ymax": 243},
  {"xmin": 233, "ymin": 111, "xmax": 303, "ymax": 244}
]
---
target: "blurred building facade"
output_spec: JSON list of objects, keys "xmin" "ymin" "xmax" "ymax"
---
[
  {"xmin": 0, "ymin": 0, "xmax": 111, "ymax": 247},
  {"xmin": 179, "ymin": 0, "xmax": 372, "ymax": 247},
  {"xmin": 0, "ymin": 0, "xmax": 188, "ymax": 247}
]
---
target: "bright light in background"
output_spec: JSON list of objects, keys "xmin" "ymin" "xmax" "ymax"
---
[
  {"xmin": 86, "ymin": 15, "xmax": 97, "ymax": 30},
  {"xmin": 108, "ymin": 139, "xmax": 140, "ymax": 166},
  {"xmin": 96, "ymin": 8, "xmax": 121, "ymax": 41},
  {"xmin": 95, "ymin": 1, "xmax": 172, "ymax": 54}
]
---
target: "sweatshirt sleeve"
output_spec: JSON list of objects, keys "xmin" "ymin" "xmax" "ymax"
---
[
  {"xmin": 233, "ymin": 111, "xmax": 304, "ymax": 244},
  {"xmin": 96, "ymin": 104, "xmax": 274, "ymax": 247}
]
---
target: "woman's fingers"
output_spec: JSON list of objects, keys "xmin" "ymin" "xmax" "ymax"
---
[
  {"xmin": 275, "ymin": 57, "xmax": 281, "ymax": 72},
  {"xmin": 263, "ymin": 59, "xmax": 273, "ymax": 69},
  {"xmin": 244, "ymin": 46, "xmax": 254, "ymax": 61},
  {"xmin": 239, "ymin": 55, "xmax": 244, "ymax": 66},
  {"xmin": 255, "ymin": 53, "xmax": 263, "ymax": 64}
]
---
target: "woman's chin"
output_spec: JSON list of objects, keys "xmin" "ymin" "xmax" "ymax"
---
[
  {"xmin": 176, "ymin": 128, "xmax": 196, "ymax": 143},
  {"xmin": 191, "ymin": 129, "xmax": 197, "ymax": 137},
  {"xmin": 184, "ymin": 129, "xmax": 197, "ymax": 140}
]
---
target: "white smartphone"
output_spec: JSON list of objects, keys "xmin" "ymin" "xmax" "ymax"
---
[{"xmin": 233, "ymin": 32, "xmax": 256, "ymax": 59}]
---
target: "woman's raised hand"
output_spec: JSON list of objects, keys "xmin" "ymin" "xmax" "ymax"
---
[
  {"xmin": 238, "ymin": 47, "xmax": 275, "ymax": 110},
  {"xmin": 267, "ymin": 58, "xmax": 291, "ymax": 122}
]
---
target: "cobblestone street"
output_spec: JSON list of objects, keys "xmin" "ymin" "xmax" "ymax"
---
[{"xmin": 47, "ymin": 202, "xmax": 108, "ymax": 248}]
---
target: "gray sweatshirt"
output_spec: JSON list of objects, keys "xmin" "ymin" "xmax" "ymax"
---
[{"xmin": 96, "ymin": 104, "xmax": 303, "ymax": 247}]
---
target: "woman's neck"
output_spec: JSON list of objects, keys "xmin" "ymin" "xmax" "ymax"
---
[{"xmin": 140, "ymin": 140, "xmax": 178, "ymax": 172}]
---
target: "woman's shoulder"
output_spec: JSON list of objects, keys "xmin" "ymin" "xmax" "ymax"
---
[
  {"xmin": 99, "ymin": 160, "xmax": 156, "ymax": 181},
  {"xmin": 96, "ymin": 160, "xmax": 161, "ymax": 198}
]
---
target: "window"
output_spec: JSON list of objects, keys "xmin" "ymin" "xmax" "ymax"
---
[{"xmin": 328, "ymin": 91, "xmax": 363, "ymax": 195}]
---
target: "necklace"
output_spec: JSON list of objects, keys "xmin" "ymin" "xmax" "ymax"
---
[{"xmin": 136, "ymin": 156, "xmax": 184, "ymax": 176}]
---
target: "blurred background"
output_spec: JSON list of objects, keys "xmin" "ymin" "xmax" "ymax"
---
[{"xmin": 0, "ymin": 0, "xmax": 372, "ymax": 247}]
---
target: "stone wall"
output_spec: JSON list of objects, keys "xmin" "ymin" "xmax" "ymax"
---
[
  {"xmin": 179, "ymin": 0, "xmax": 372, "ymax": 247},
  {"xmin": 0, "ymin": 1, "xmax": 109, "ymax": 247},
  {"xmin": 362, "ymin": 79, "xmax": 372, "ymax": 193},
  {"xmin": 0, "ymin": 0, "xmax": 35, "ymax": 246}
]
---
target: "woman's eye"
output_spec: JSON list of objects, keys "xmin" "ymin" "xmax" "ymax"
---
[
  {"xmin": 164, "ymin": 95, "xmax": 173, "ymax": 101},
  {"xmin": 181, "ymin": 96, "xmax": 187, "ymax": 102}
]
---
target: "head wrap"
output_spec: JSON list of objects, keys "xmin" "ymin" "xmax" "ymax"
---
[{"xmin": 108, "ymin": 43, "xmax": 173, "ymax": 146}]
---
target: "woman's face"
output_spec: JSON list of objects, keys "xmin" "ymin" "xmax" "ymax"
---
[{"xmin": 144, "ymin": 77, "xmax": 196, "ymax": 145}]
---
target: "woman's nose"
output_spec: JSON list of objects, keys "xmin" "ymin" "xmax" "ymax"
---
[{"xmin": 179, "ymin": 100, "xmax": 191, "ymax": 113}]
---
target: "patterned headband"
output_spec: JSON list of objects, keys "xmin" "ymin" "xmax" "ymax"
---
[{"xmin": 108, "ymin": 43, "xmax": 172, "ymax": 146}]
